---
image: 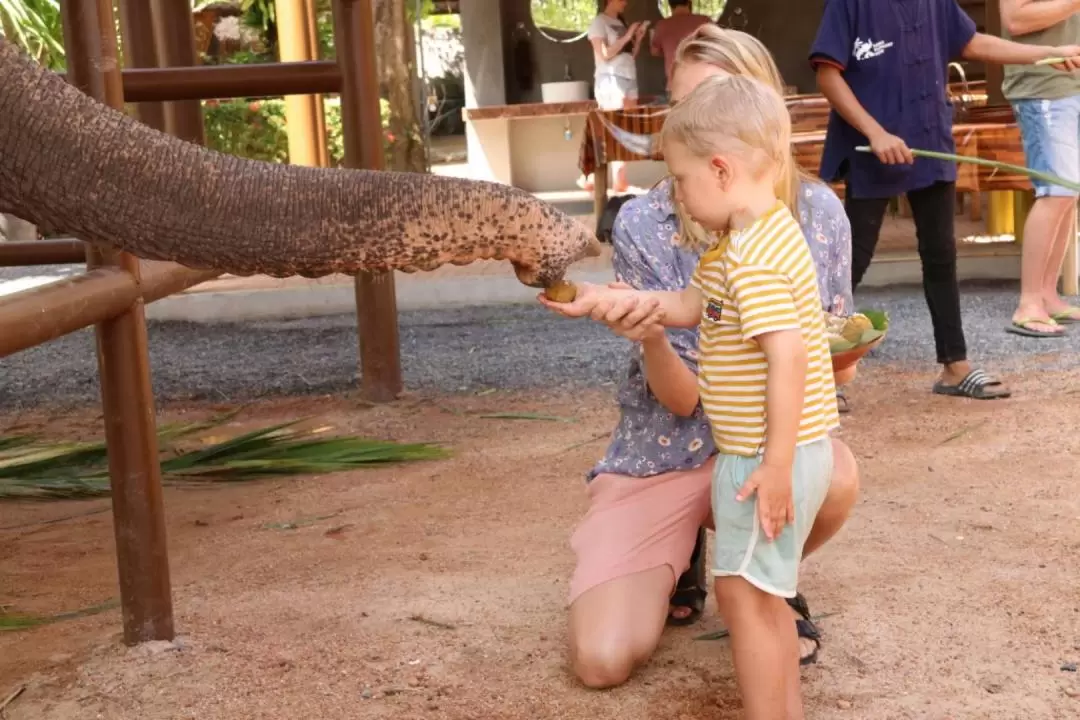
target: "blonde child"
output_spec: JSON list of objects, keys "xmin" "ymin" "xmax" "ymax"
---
[{"xmin": 541, "ymin": 74, "xmax": 841, "ymax": 719}]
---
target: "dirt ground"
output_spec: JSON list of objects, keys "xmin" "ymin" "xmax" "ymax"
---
[{"xmin": 2, "ymin": 365, "xmax": 1079, "ymax": 720}]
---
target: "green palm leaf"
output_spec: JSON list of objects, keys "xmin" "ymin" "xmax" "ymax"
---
[{"xmin": 0, "ymin": 416, "xmax": 449, "ymax": 500}]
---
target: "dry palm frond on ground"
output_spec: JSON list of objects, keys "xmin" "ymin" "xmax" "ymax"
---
[{"xmin": 0, "ymin": 415, "xmax": 448, "ymax": 500}]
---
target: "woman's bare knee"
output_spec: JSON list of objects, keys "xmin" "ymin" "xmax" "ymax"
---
[
  {"xmin": 828, "ymin": 438, "xmax": 860, "ymax": 507},
  {"xmin": 571, "ymin": 640, "xmax": 637, "ymax": 689},
  {"xmin": 567, "ymin": 567, "xmax": 673, "ymax": 689}
]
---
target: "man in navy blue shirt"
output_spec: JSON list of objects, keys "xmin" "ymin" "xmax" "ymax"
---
[{"xmin": 810, "ymin": 0, "xmax": 1080, "ymax": 399}]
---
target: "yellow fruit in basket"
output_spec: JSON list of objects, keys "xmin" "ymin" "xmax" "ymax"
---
[{"xmin": 840, "ymin": 313, "xmax": 873, "ymax": 343}]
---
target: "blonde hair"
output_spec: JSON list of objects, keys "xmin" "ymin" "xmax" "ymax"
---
[
  {"xmin": 661, "ymin": 75, "xmax": 791, "ymax": 247},
  {"xmin": 666, "ymin": 26, "xmax": 813, "ymax": 245}
]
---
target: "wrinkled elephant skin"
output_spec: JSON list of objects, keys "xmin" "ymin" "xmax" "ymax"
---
[{"xmin": 0, "ymin": 38, "xmax": 599, "ymax": 288}]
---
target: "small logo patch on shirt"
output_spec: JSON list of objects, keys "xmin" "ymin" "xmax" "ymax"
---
[
  {"xmin": 705, "ymin": 299, "xmax": 724, "ymax": 322},
  {"xmin": 853, "ymin": 37, "xmax": 893, "ymax": 62}
]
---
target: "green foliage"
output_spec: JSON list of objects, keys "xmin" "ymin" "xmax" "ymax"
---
[
  {"xmin": 201, "ymin": 95, "xmax": 392, "ymax": 166},
  {"xmin": 529, "ymin": 0, "xmax": 595, "ymax": 34},
  {"xmin": 0, "ymin": 414, "xmax": 448, "ymax": 500},
  {"xmin": 0, "ymin": 0, "xmax": 64, "ymax": 69}
]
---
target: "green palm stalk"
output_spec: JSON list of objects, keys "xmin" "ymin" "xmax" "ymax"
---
[{"xmin": 854, "ymin": 145, "xmax": 1080, "ymax": 193}]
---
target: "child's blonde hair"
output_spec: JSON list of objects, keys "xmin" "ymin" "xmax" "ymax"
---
[
  {"xmin": 667, "ymin": 25, "xmax": 813, "ymax": 247},
  {"xmin": 661, "ymin": 74, "xmax": 791, "ymax": 247}
]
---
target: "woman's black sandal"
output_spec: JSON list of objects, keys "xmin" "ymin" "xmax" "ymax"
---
[
  {"xmin": 786, "ymin": 592, "xmax": 822, "ymax": 665},
  {"xmin": 668, "ymin": 528, "xmax": 708, "ymax": 627}
]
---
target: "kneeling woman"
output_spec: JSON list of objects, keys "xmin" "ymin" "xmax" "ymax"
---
[{"xmin": 564, "ymin": 25, "xmax": 859, "ymax": 689}]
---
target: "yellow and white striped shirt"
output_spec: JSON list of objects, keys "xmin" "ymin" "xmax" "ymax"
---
[{"xmin": 690, "ymin": 201, "xmax": 839, "ymax": 457}]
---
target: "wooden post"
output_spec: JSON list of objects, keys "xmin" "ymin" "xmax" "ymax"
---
[
  {"xmin": 149, "ymin": 0, "xmax": 205, "ymax": 145},
  {"xmin": 60, "ymin": 0, "xmax": 175, "ymax": 645},
  {"xmin": 117, "ymin": 0, "xmax": 167, "ymax": 131},
  {"xmin": 333, "ymin": 0, "xmax": 404, "ymax": 402},
  {"xmin": 1012, "ymin": 189, "xmax": 1034, "ymax": 246},
  {"xmin": 278, "ymin": 0, "xmax": 327, "ymax": 168},
  {"xmin": 987, "ymin": 191, "xmax": 1015, "ymax": 237}
]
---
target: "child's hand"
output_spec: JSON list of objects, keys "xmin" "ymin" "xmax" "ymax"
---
[
  {"xmin": 602, "ymin": 281, "xmax": 667, "ymax": 341},
  {"xmin": 538, "ymin": 282, "xmax": 664, "ymax": 327},
  {"xmin": 736, "ymin": 463, "xmax": 795, "ymax": 541},
  {"xmin": 537, "ymin": 281, "xmax": 605, "ymax": 318}
]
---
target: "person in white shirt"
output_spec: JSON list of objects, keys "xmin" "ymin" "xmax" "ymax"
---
[{"xmin": 581, "ymin": 0, "xmax": 647, "ymax": 192}]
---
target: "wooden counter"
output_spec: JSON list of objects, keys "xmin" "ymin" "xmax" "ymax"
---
[{"xmin": 463, "ymin": 100, "xmax": 597, "ymax": 122}]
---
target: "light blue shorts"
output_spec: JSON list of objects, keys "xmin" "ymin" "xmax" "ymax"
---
[
  {"xmin": 711, "ymin": 438, "xmax": 833, "ymax": 598},
  {"xmin": 1012, "ymin": 96, "xmax": 1080, "ymax": 198}
]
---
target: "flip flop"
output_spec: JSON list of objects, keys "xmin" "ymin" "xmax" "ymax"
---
[
  {"xmin": 932, "ymin": 369, "xmax": 1012, "ymax": 400},
  {"xmin": 1050, "ymin": 307, "xmax": 1080, "ymax": 325},
  {"xmin": 1005, "ymin": 317, "xmax": 1065, "ymax": 338}
]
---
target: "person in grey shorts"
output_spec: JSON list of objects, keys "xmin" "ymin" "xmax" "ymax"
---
[{"xmin": 1000, "ymin": 1, "xmax": 1080, "ymax": 338}]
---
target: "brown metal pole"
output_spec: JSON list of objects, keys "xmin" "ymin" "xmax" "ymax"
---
[
  {"xmin": 139, "ymin": 263, "xmax": 222, "ymax": 304},
  {"xmin": 333, "ymin": 0, "xmax": 403, "ymax": 402},
  {"xmin": 0, "ymin": 264, "xmax": 219, "ymax": 356},
  {"xmin": 55, "ymin": 62, "xmax": 345, "ymax": 102},
  {"xmin": 117, "ymin": 0, "xmax": 167, "ymax": 130},
  {"xmin": 0, "ymin": 270, "xmax": 139, "ymax": 357},
  {"xmin": 0, "ymin": 239, "xmax": 88, "ymax": 266},
  {"xmin": 149, "ymin": 0, "xmax": 205, "ymax": 144},
  {"xmin": 61, "ymin": 0, "xmax": 176, "ymax": 645}
]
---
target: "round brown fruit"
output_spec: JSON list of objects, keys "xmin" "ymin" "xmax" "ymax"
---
[{"xmin": 544, "ymin": 281, "xmax": 578, "ymax": 303}]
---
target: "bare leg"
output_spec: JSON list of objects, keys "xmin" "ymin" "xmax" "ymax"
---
[
  {"xmin": 802, "ymin": 437, "xmax": 859, "ymax": 558},
  {"xmin": 1014, "ymin": 196, "xmax": 1074, "ymax": 332},
  {"xmin": 783, "ymin": 437, "xmax": 859, "ymax": 660},
  {"xmin": 715, "ymin": 577, "xmax": 802, "ymax": 720},
  {"xmin": 1040, "ymin": 199, "xmax": 1079, "ymax": 316},
  {"xmin": 568, "ymin": 565, "xmax": 675, "ymax": 688}
]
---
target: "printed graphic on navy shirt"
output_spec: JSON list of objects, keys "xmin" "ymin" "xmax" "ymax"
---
[{"xmin": 809, "ymin": 0, "xmax": 977, "ymax": 199}]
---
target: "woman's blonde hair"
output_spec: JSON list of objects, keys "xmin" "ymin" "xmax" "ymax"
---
[
  {"xmin": 667, "ymin": 25, "xmax": 813, "ymax": 246},
  {"xmin": 661, "ymin": 74, "xmax": 792, "ymax": 245}
]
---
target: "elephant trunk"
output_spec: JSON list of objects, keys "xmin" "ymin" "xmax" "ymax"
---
[{"xmin": 0, "ymin": 38, "xmax": 598, "ymax": 287}]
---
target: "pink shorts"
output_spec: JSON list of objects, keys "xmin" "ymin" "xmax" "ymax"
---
[{"xmin": 568, "ymin": 457, "xmax": 715, "ymax": 605}]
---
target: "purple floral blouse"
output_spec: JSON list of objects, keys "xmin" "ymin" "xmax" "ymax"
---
[{"xmin": 587, "ymin": 177, "xmax": 853, "ymax": 481}]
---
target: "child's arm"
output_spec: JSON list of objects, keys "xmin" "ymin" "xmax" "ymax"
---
[
  {"xmin": 539, "ymin": 282, "xmax": 703, "ymax": 329},
  {"xmin": 756, "ymin": 330, "xmax": 808, "ymax": 472},
  {"xmin": 726, "ymin": 261, "xmax": 807, "ymax": 540}
]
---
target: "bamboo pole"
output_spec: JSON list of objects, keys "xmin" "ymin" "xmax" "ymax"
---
[{"xmin": 278, "ymin": 0, "xmax": 326, "ymax": 168}]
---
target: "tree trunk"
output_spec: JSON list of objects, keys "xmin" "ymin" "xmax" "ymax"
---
[
  {"xmin": 0, "ymin": 37, "xmax": 594, "ymax": 287},
  {"xmin": 374, "ymin": 0, "xmax": 426, "ymax": 173}
]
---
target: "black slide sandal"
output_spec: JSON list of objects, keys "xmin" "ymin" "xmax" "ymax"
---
[
  {"xmin": 786, "ymin": 592, "xmax": 822, "ymax": 665},
  {"xmin": 668, "ymin": 527, "xmax": 708, "ymax": 627}
]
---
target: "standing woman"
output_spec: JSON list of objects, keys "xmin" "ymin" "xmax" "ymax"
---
[{"xmin": 580, "ymin": 0, "xmax": 648, "ymax": 192}]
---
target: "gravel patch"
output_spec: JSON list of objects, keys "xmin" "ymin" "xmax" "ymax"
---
[{"xmin": 2, "ymin": 280, "xmax": 1078, "ymax": 410}]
